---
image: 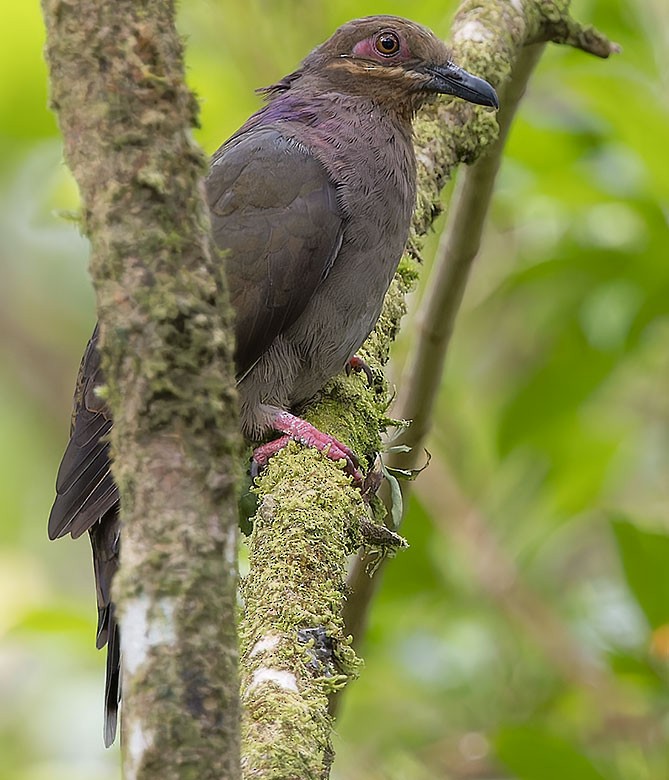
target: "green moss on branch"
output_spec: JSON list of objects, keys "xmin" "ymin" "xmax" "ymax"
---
[{"xmin": 240, "ymin": 445, "xmax": 364, "ymax": 778}]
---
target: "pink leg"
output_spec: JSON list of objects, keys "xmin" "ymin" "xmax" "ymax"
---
[{"xmin": 252, "ymin": 410, "xmax": 363, "ymax": 485}]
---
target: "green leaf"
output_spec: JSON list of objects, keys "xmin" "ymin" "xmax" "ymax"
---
[
  {"xmin": 384, "ymin": 468, "xmax": 404, "ymax": 529},
  {"xmin": 496, "ymin": 726, "xmax": 610, "ymax": 780},
  {"xmin": 611, "ymin": 516, "xmax": 669, "ymax": 629}
]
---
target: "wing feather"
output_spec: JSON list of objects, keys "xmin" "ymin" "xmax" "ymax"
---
[
  {"xmin": 208, "ymin": 128, "xmax": 344, "ymax": 376},
  {"xmin": 48, "ymin": 124, "xmax": 343, "ymax": 746}
]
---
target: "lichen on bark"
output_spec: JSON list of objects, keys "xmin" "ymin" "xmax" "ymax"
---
[{"xmin": 41, "ymin": 1, "xmax": 241, "ymax": 778}]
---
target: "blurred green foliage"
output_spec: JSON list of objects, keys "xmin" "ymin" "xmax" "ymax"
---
[{"xmin": 0, "ymin": 0, "xmax": 667, "ymax": 778}]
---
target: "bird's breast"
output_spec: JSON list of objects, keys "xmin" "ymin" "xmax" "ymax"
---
[
  {"xmin": 280, "ymin": 105, "xmax": 418, "ymax": 403},
  {"xmin": 310, "ymin": 104, "xmax": 417, "ymax": 242}
]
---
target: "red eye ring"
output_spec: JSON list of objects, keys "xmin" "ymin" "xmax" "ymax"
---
[{"xmin": 374, "ymin": 31, "xmax": 401, "ymax": 57}]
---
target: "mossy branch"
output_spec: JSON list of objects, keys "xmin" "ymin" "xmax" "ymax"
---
[
  {"xmin": 340, "ymin": 1, "xmax": 616, "ymax": 650},
  {"xmin": 240, "ymin": 445, "xmax": 365, "ymax": 778},
  {"xmin": 241, "ymin": 0, "xmax": 616, "ymax": 766},
  {"xmin": 41, "ymin": 1, "xmax": 241, "ymax": 778},
  {"xmin": 342, "ymin": 41, "xmax": 548, "ymax": 667}
]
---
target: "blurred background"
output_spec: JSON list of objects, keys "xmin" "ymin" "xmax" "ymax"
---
[{"xmin": 1, "ymin": 0, "xmax": 667, "ymax": 777}]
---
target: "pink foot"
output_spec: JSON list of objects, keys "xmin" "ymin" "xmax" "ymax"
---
[
  {"xmin": 251, "ymin": 435, "xmax": 291, "ymax": 478},
  {"xmin": 252, "ymin": 410, "xmax": 363, "ymax": 485}
]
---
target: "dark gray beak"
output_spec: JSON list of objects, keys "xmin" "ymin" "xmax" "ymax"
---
[{"xmin": 423, "ymin": 62, "xmax": 499, "ymax": 109}]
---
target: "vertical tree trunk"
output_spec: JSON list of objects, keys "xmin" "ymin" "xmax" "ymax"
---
[{"xmin": 41, "ymin": 1, "xmax": 242, "ymax": 778}]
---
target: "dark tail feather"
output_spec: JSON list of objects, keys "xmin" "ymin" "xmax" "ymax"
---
[
  {"xmin": 48, "ymin": 325, "xmax": 123, "ymax": 747},
  {"xmin": 88, "ymin": 508, "xmax": 121, "ymax": 747},
  {"xmin": 103, "ymin": 610, "xmax": 121, "ymax": 748}
]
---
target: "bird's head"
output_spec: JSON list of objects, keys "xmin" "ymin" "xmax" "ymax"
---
[{"xmin": 263, "ymin": 16, "xmax": 498, "ymax": 116}]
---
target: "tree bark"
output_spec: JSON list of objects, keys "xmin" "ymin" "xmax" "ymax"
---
[{"xmin": 41, "ymin": 1, "xmax": 241, "ymax": 778}]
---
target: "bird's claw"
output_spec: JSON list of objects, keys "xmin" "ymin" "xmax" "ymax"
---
[
  {"xmin": 252, "ymin": 411, "xmax": 364, "ymax": 485},
  {"xmin": 251, "ymin": 435, "xmax": 291, "ymax": 479},
  {"xmin": 345, "ymin": 355, "xmax": 374, "ymax": 386}
]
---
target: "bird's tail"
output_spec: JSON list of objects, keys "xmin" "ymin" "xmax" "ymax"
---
[{"xmin": 89, "ymin": 508, "xmax": 122, "ymax": 746}]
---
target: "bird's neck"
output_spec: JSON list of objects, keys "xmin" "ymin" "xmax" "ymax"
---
[{"xmin": 259, "ymin": 87, "xmax": 416, "ymax": 135}]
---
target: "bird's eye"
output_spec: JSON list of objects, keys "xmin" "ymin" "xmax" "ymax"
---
[{"xmin": 374, "ymin": 32, "xmax": 401, "ymax": 56}]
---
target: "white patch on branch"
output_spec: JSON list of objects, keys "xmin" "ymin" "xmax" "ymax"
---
[
  {"xmin": 415, "ymin": 153, "xmax": 436, "ymax": 183},
  {"xmin": 125, "ymin": 720, "xmax": 154, "ymax": 780},
  {"xmin": 454, "ymin": 21, "xmax": 493, "ymax": 43},
  {"xmin": 248, "ymin": 668, "xmax": 299, "ymax": 693},
  {"xmin": 249, "ymin": 633, "xmax": 281, "ymax": 658},
  {"xmin": 123, "ymin": 595, "xmax": 177, "ymax": 676},
  {"xmin": 225, "ymin": 525, "xmax": 237, "ymax": 566}
]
